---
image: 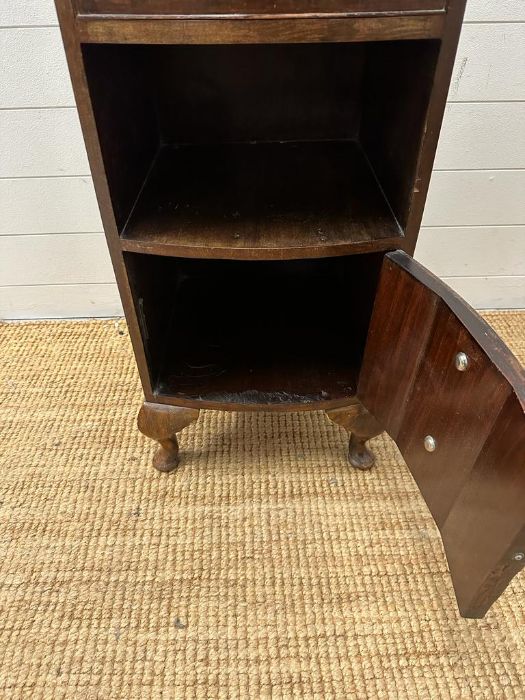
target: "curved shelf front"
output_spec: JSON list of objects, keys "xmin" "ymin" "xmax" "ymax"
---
[{"xmin": 121, "ymin": 141, "xmax": 404, "ymax": 261}]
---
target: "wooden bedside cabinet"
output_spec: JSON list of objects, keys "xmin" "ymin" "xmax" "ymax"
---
[{"xmin": 55, "ymin": 0, "xmax": 524, "ymax": 618}]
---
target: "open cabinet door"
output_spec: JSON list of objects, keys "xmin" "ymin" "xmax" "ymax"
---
[{"xmin": 359, "ymin": 251, "xmax": 525, "ymax": 618}]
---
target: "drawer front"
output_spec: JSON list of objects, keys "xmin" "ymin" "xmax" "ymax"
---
[{"xmin": 76, "ymin": 0, "xmax": 446, "ymax": 18}]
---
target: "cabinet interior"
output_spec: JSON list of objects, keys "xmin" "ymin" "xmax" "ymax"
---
[
  {"xmin": 125, "ymin": 253, "xmax": 383, "ymax": 405},
  {"xmin": 83, "ymin": 40, "xmax": 439, "ymax": 255},
  {"xmin": 83, "ymin": 39, "xmax": 439, "ymax": 406}
]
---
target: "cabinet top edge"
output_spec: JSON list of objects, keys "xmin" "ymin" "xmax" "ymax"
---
[
  {"xmin": 72, "ymin": 0, "xmax": 448, "ymax": 21},
  {"xmin": 73, "ymin": 13, "xmax": 446, "ymax": 44},
  {"xmin": 77, "ymin": 9, "xmax": 446, "ymax": 21}
]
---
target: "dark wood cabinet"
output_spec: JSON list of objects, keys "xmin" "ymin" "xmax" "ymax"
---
[{"xmin": 56, "ymin": 0, "xmax": 524, "ymax": 618}]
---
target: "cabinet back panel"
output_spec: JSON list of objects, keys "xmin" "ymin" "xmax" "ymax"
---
[
  {"xmin": 82, "ymin": 40, "xmax": 438, "ymax": 237},
  {"xmin": 154, "ymin": 44, "xmax": 365, "ymax": 145}
]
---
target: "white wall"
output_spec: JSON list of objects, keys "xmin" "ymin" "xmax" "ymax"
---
[{"xmin": 0, "ymin": 0, "xmax": 524, "ymax": 318}]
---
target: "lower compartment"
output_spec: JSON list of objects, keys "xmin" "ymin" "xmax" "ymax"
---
[{"xmin": 125, "ymin": 253, "xmax": 383, "ymax": 407}]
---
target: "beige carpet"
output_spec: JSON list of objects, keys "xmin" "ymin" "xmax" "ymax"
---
[{"xmin": 0, "ymin": 312, "xmax": 524, "ymax": 699}]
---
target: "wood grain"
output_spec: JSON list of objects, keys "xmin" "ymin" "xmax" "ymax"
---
[
  {"xmin": 50, "ymin": 0, "xmax": 525, "ymax": 619},
  {"xmin": 138, "ymin": 402, "xmax": 200, "ymax": 472},
  {"xmin": 122, "ymin": 142, "xmax": 402, "ymax": 260},
  {"xmin": 400, "ymin": 0, "xmax": 466, "ymax": 253},
  {"xmin": 76, "ymin": 0, "xmax": 445, "ymax": 18},
  {"xmin": 55, "ymin": 0, "xmax": 156, "ymax": 398},
  {"xmin": 76, "ymin": 15, "xmax": 444, "ymax": 44},
  {"xmin": 54, "ymin": 0, "xmax": 467, "ymax": 408},
  {"xmin": 358, "ymin": 250, "xmax": 525, "ymax": 616},
  {"xmin": 326, "ymin": 401, "xmax": 383, "ymax": 470},
  {"xmin": 441, "ymin": 396, "xmax": 525, "ymax": 617}
]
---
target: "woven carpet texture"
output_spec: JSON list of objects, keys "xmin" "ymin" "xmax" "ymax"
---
[{"xmin": 0, "ymin": 312, "xmax": 524, "ymax": 699}]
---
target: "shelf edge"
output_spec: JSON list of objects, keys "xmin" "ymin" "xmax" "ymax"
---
[{"xmin": 120, "ymin": 236, "xmax": 404, "ymax": 260}]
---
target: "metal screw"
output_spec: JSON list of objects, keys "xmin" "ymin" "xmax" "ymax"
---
[
  {"xmin": 512, "ymin": 552, "xmax": 525, "ymax": 562},
  {"xmin": 424, "ymin": 435, "xmax": 437, "ymax": 453},
  {"xmin": 455, "ymin": 352, "xmax": 469, "ymax": 372}
]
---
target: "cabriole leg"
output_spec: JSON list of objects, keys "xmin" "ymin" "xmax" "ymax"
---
[
  {"xmin": 326, "ymin": 401, "xmax": 383, "ymax": 470},
  {"xmin": 137, "ymin": 402, "xmax": 200, "ymax": 473}
]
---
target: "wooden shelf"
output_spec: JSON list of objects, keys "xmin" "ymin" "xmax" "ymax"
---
[{"xmin": 121, "ymin": 141, "xmax": 403, "ymax": 260}]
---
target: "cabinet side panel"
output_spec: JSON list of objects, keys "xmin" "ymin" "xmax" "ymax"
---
[
  {"xmin": 54, "ymin": 0, "xmax": 154, "ymax": 396},
  {"xmin": 402, "ymin": 0, "xmax": 467, "ymax": 252},
  {"xmin": 82, "ymin": 45, "xmax": 160, "ymax": 231},
  {"xmin": 360, "ymin": 40, "xmax": 439, "ymax": 230}
]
